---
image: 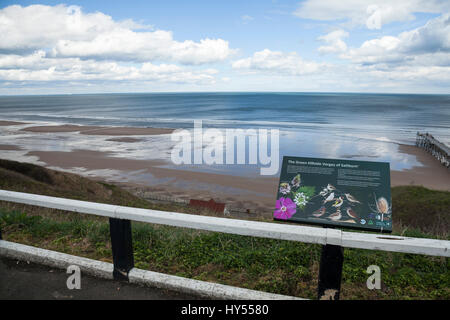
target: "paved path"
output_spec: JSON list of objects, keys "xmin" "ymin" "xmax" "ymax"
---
[{"xmin": 0, "ymin": 257, "xmax": 198, "ymax": 300}]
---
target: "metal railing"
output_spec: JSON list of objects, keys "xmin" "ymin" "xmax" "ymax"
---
[{"xmin": 0, "ymin": 189, "xmax": 449, "ymax": 299}]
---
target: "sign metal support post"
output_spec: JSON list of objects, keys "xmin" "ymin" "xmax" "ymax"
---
[
  {"xmin": 317, "ymin": 243, "xmax": 344, "ymax": 300},
  {"xmin": 109, "ymin": 218, "xmax": 134, "ymax": 281}
]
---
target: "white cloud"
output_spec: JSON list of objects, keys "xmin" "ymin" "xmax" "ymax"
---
[
  {"xmin": 0, "ymin": 4, "xmax": 235, "ymax": 65},
  {"xmin": 0, "ymin": 50, "xmax": 48, "ymax": 69},
  {"xmin": 52, "ymin": 32, "xmax": 233, "ymax": 65},
  {"xmin": 318, "ymin": 30, "xmax": 349, "ymax": 54},
  {"xmin": 343, "ymin": 13, "xmax": 450, "ymax": 65},
  {"xmin": 294, "ymin": 0, "xmax": 450, "ymax": 29},
  {"xmin": 0, "ymin": 4, "xmax": 233, "ymax": 86},
  {"xmin": 0, "ymin": 5, "xmax": 116, "ymax": 51},
  {"xmin": 360, "ymin": 65, "xmax": 450, "ymax": 82},
  {"xmin": 0, "ymin": 51, "xmax": 217, "ymax": 84},
  {"xmin": 331, "ymin": 14, "xmax": 450, "ymax": 83},
  {"xmin": 232, "ymin": 49, "xmax": 322, "ymax": 75},
  {"xmin": 241, "ymin": 15, "xmax": 254, "ymax": 23}
]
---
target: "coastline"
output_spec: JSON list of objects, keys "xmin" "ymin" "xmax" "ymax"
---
[
  {"xmin": 20, "ymin": 124, "xmax": 174, "ymax": 135},
  {"xmin": 25, "ymin": 149, "xmax": 279, "ymax": 214},
  {"xmin": 0, "ymin": 120, "xmax": 28, "ymax": 126},
  {"xmin": 0, "ymin": 121, "xmax": 449, "ymax": 216},
  {"xmin": 391, "ymin": 144, "xmax": 450, "ymax": 191}
]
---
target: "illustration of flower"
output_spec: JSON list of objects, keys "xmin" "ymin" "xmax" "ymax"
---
[
  {"xmin": 291, "ymin": 174, "xmax": 301, "ymax": 188},
  {"xmin": 274, "ymin": 197, "xmax": 296, "ymax": 220},
  {"xmin": 292, "ymin": 186, "xmax": 316, "ymax": 210},
  {"xmin": 279, "ymin": 182, "xmax": 291, "ymax": 195},
  {"xmin": 294, "ymin": 192, "xmax": 309, "ymax": 207}
]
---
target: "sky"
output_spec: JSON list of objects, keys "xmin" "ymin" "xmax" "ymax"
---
[{"xmin": 0, "ymin": 0, "xmax": 449, "ymax": 94}]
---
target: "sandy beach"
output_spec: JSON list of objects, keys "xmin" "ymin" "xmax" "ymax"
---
[
  {"xmin": 391, "ymin": 144, "xmax": 450, "ymax": 191},
  {"xmin": 1, "ymin": 122, "xmax": 448, "ymax": 216},
  {"xmin": 0, "ymin": 121, "xmax": 28, "ymax": 126},
  {"xmin": 106, "ymin": 137, "xmax": 143, "ymax": 143},
  {"xmin": 25, "ymin": 149, "xmax": 279, "ymax": 213},
  {"xmin": 21, "ymin": 124, "xmax": 174, "ymax": 135},
  {"xmin": 0, "ymin": 144, "xmax": 22, "ymax": 151}
]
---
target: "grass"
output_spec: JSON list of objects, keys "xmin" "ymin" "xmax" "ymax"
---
[
  {"xmin": 0, "ymin": 159, "xmax": 449, "ymax": 299},
  {"xmin": 1, "ymin": 208, "xmax": 448, "ymax": 299},
  {"xmin": 392, "ymin": 186, "xmax": 450, "ymax": 236}
]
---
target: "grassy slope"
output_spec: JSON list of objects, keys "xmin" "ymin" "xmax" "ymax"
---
[
  {"xmin": 0, "ymin": 159, "xmax": 448, "ymax": 300},
  {"xmin": 392, "ymin": 186, "xmax": 450, "ymax": 237}
]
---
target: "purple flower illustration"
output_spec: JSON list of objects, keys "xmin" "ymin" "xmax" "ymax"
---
[{"xmin": 274, "ymin": 197, "xmax": 296, "ymax": 220}]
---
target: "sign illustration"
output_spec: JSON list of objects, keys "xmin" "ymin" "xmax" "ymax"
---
[{"xmin": 274, "ymin": 156, "xmax": 392, "ymax": 232}]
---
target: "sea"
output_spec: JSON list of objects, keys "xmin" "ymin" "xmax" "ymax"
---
[{"xmin": 0, "ymin": 92, "xmax": 449, "ymax": 174}]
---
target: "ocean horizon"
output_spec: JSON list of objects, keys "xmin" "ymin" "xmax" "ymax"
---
[{"xmin": 1, "ymin": 92, "xmax": 449, "ymax": 142}]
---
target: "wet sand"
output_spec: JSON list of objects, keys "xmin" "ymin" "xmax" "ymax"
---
[
  {"xmin": 21, "ymin": 124, "xmax": 174, "ymax": 135},
  {"xmin": 0, "ymin": 144, "xmax": 22, "ymax": 151},
  {"xmin": 22, "ymin": 124, "xmax": 102, "ymax": 133},
  {"xmin": 391, "ymin": 144, "xmax": 450, "ymax": 191},
  {"xmin": 0, "ymin": 121, "xmax": 28, "ymax": 126},
  {"xmin": 26, "ymin": 149, "xmax": 279, "ymax": 213},
  {"xmin": 1, "ymin": 121, "xmax": 448, "ymax": 214},
  {"xmin": 81, "ymin": 127, "xmax": 174, "ymax": 136},
  {"xmin": 19, "ymin": 142, "xmax": 449, "ymax": 215},
  {"xmin": 106, "ymin": 137, "xmax": 143, "ymax": 143}
]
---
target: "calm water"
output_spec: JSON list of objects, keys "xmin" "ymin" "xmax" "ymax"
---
[
  {"xmin": 0, "ymin": 92, "xmax": 449, "ymax": 143},
  {"xmin": 0, "ymin": 92, "xmax": 449, "ymax": 173}
]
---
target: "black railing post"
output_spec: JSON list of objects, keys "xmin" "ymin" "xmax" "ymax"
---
[
  {"xmin": 109, "ymin": 218, "xmax": 134, "ymax": 281},
  {"xmin": 317, "ymin": 244, "xmax": 344, "ymax": 300}
]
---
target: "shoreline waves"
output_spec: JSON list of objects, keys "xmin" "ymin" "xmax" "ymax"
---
[{"xmin": 0, "ymin": 120, "xmax": 448, "ymax": 216}]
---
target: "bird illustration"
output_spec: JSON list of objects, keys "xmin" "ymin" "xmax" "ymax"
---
[
  {"xmin": 327, "ymin": 184, "xmax": 336, "ymax": 191},
  {"xmin": 345, "ymin": 193, "xmax": 361, "ymax": 204},
  {"xmin": 312, "ymin": 206, "xmax": 327, "ymax": 217},
  {"xmin": 323, "ymin": 192, "xmax": 335, "ymax": 204},
  {"xmin": 332, "ymin": 196, "xmax": 344, "ymax": 208},
  {"xmin": 328, "ymin": 210, "xmax": 342, "ymax": 221},
  {"xmin": 345, "ymin": 207, "xmax": 358, "ymax": 219}
]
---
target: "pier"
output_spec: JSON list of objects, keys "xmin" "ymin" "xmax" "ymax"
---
[{"xmin": 416, "ymin": 132, "xmax": 450, "ymax": 168}]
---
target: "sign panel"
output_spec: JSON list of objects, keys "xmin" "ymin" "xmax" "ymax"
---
[{"xmin": 274, "ymin": 156, "xmax": 392, "ymax": 232}]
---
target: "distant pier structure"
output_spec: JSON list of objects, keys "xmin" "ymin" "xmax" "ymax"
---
[{"xmin": 416, "ymin": 132, "xmax": 450, "ymax": 168}]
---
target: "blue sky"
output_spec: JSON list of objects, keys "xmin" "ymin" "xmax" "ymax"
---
[{"xmin": 0, "ymin": 1, "xmax": 449, "ymax": 94}]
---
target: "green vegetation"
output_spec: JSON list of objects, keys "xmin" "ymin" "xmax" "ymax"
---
[
  {"xmin": 0, "ymin": 159, "xmax": 206, "ymax": 214},
  {"xmin": 0, "ymin": 159, "xmax": 448, "ymax": 299},
  {"xmin": 392, "ymin": 186, "xmax": 450, "ymax": 237}
]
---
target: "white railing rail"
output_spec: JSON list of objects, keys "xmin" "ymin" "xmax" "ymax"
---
[{"xmin": 0, "ymin": 189, "xmax": 448, "ymax": 257}]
